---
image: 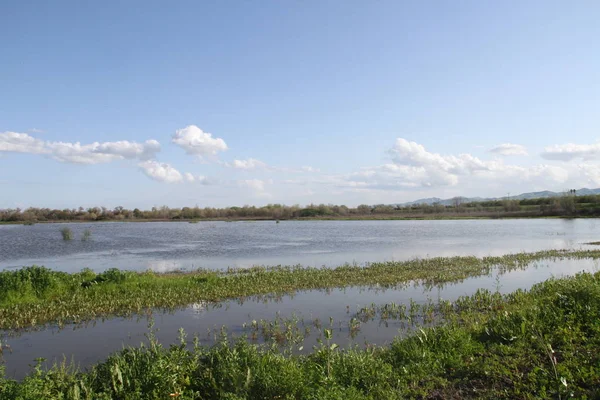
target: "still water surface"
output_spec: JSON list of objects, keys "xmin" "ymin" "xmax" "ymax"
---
[{"xmin": 1, "ymin": 219, "xmax": 599, "ymax": 272}]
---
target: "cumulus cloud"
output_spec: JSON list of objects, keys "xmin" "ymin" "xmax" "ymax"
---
[
  {"xmin": 138, "ymin": 161, "xmax": 183, "ymax": 183},
  {"xmin": 0, "ymin": 132, "xmax": 47, "ymax": 154},
  {"xmin": 489, "ymin": 143, "xmax": 528, "ymax": 156},
  {"xmin": 387, "ymin": 138, "xmax": 491, "ymax": 187},
  {"xmin": 184, "ymin": 172, "xmax": 196, "ymax": 182},
  {"xmin": 182, "ymin": 172, "xmax": 213, "ymax": 185},
  {"xmin": 172, "ymin": 125, "xmax": 228, "ymax": 157},
  {"xmin": 226, "ymin": 158, "xmax": 268, "ymax": 170},
  {"xmin": 333, "ymin": 138, "xmax": 571, "ymax": 192},
  {"xmin": 390, "ymin": 138, "xmax": 491, "ymax": 174},
  {"xmin": 541, "ymin": 143, "xmax": 600, "ymax": 161},
  {"xmin": 47, "ymin": 139, "xmax": 160, "ymax": 164},
  {"xmin": 0, "ymin": 131, "xmax": 160, "ymax": 164}
]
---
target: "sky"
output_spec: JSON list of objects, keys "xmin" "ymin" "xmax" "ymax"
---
[{"xmin": 1, "ymin": 1, "xmax": 600, "ymax": 209}]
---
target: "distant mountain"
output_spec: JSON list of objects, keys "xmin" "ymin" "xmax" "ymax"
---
[{"xmin": 399, "ymin": 188, "xmax": 600, "ymax": 207}]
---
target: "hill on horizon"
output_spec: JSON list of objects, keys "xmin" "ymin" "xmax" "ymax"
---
[{"xmin": 399, "ymin": 188, "xmax": 600, "ymax": 207}]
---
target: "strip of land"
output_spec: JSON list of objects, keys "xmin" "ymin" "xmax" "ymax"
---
[
  {"xmin": 1, "ymin": 249, "xmax": 599, "ymax": 330},
  {"xmin": 2, "ymin": 192, "xmax": 599, "ymax": 224},
  {"xmin": 1, "ymin": 270, "xmax": 599, "ymax": 398}
]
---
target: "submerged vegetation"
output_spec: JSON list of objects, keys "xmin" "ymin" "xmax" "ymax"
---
[
  {"xmin": 1, "ymin": 249, "xmax": 600, "ymax": 330},
  {"xmin": 2, "ymin": 271, "xmax": 600, "ymax": 398}
]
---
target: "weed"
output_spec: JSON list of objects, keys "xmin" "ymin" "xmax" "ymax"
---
[
  {"xmin": 2, "ymin": 249, "xmax": 600, "ymax": 330},
  {"xmin": 81, "ymin": 229, "xmax": 92, "ymax": 241},
  {"xmin": 3, "ymin": 272, "xmax": 600, "ymax": 398},
  {"xmin": 60, "ymin": 227, "xmax": 73, "ymax": 241}
]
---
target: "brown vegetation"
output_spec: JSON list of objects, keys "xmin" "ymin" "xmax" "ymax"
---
[{"xmin": 1, "ymin": 193, "xmax": 598, "ymax": 223}]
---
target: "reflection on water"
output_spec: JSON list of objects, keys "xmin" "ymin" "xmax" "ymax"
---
[
  {"xmin": 1, "ymin": 257, "xmax": 598, "ymax": 379},
  {"xmin": 1, "ymin": 219, "xmax": 600, "ymax": 272}
]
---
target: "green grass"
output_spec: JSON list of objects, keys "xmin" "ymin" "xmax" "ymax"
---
[
  {"xmin": 2, "ymin": 249, "xmax": 600, "ymax": 330},
  {"xmin": 2, "ymin": 271, "xmax": 600, "ymax": 399}
]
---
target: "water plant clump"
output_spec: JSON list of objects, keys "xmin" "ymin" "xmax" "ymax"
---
[
  {"xmin": 81, "ymin": 229, "xmax": 92, "ymax": 241},
  {"xmin": 1, "ymin": 271, "xmax": 600, "ymax": 398},
  {"xmin": 1, "ymin": 249, "xmax": 600, "ymax": 330},
  {"xmin": 60, "ymin": 227, "xmax": 73, "ymax": 241}
]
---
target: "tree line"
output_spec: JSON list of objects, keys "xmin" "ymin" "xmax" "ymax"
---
[{"xmin": 2, "ymin": 193, "xmax": 600, "ymax": 223}]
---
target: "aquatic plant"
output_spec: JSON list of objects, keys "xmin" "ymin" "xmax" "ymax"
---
[
  {"xmin": 2, "ymin": 249, "xmax": 600, "ymax": 330},
  {"xmin": 60, "ymin": 227, "xmax": 73, "ymax": 241},
  {"xmin": 1, "ymin": 272, "xmax": 600, "ymax": 398},
  {"xmin": 81, "ymin": 229, "xmax": 92, "ymax": 241}
]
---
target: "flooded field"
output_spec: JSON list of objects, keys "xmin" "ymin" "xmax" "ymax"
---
[
  {"xmin": 2, "ymin": 256, "xmax": 598, "ymax": 379},
  {"xmin": 1, "ymin": 219, "xmax": 599, "ymax": 272}
]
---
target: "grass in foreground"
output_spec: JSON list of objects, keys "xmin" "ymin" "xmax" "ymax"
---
[
  {"xmin": 1, "ymin": 249, "xmax": 600, "ymax": 330},
  {"xmin": 2, "ymin": 272, "xmax": 600, "ymax": 399}
]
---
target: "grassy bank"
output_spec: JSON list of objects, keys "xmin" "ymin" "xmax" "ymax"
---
[
  {"xmin": 2, "ymin": 271, "xmax": 599, "ymax": 399},
  {"xmin": 2, "ymin": 249, "xmax": 600, "ymax": 330}
]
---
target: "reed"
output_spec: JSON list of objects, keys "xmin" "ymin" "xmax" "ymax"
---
[
  {"xmin": 60, "ymin": 227, "xmax": 73, "ymax": 241},
  {"xmin": 81, "ymin": 229, "xmax": 92, "ymax": 241}
]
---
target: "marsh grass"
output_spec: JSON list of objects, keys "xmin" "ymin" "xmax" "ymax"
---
[
  {"xmin": 2, "ymin": 249, "xmax": 600, "ymax": 330},
  {"xmin": 59, "ymin": 227, "xmax": 73, "ymax": 241},
  {"xmin": 2, "ymin": 272, "xmax": 600, "ymax": 398},
  {"xmin": 81, "ymin": 229, "xmax": 92, "ymax": 241}
]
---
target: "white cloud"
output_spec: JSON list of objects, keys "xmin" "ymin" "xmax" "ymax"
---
[
  {"xmin": 541, "ymin": 143, "xmax": 600, "ymax": 161},
  {"xmin": 227, "ymin": 158, "xmax": 268, "ymax": 170},
  {"xmin": 47, "ymin": 139, "xmax": 160, "ymax": 164},
  {"xmin": 387, "ymin": 138, "xmax": 491, "ymax": 187},
  {"xmin": 29, "ymin": 128, "xmax": 44, "ymax": 133},
  {"xmin": 47, "ymin": 142, "xmax": 121, "ymax": 164},
  {"xmin": 172, "ymin": 125, "xmax": 228, "ymax": 157},
  {"xmin": 239, "ymin": 179, "xmax": 267, "ymax": 191},
  {"xmin": 94, "ymin": 139, "xmax": 160, "ymax": 160},
  {"xmin": 332, "ymin": 138, "xmax": 571, "ymax": 192},
  {"xmin": 578, "ymin": 164, "xmax": 600, "ymax": 185},
  {"xmin": 390, "ymin": 138, "xmax": 491, "ymax": 174},
  {"xmin": 489, "ymin": 143, "xmax": 528, "ymax": 156},
  {"xmin": 184, "ymin": 172, "xmax": 196, "ymax": 182},
  {"xmin": 224, "ymin": 159, "xmax": 320, "ymax": 174},
  {"xmin": 476, "ymin": 164, "xmax": 569, "ymax": 185},
  {"xmin": 182, "ymin": 173, "xmax": 213, "ymax": 185},
  {"xmin": 0, "ymin": 132, "xmax": 47, "ymax": 154},
  {"xmin": 138, "ymin": 161, "xmax": 183, "ymax": 183},
  {"xmin": 238, "ymin": 179, "xmax": 274, "ymax": 198},
  {"xmin": 0, "ymin": 132, "xmax": 161, "ymax": 164}
]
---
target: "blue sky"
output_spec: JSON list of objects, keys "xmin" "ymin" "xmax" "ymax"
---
[{"xmin": 1, "ymin": 1, "xmax": 600, "ymax": 209}]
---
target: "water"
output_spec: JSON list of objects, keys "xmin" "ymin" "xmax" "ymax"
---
[
  {"xmin": 2, "ymin": 219, "xmax": 600, "ymax": 379},
  {"xmin": 1, "ymin": 219, "xmax": 599, "ymax": 272},
  {"xmin": 1, "ymin": 257, "xmax": 598, "ymax": 379}
]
